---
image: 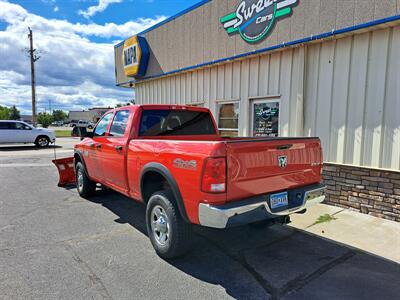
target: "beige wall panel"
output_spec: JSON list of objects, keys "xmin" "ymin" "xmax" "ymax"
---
[
  {"xmin": 232, "ymin": 61, "xmax": 241, "ymax": 99},
  {"xmin": 239, "ymin": 59, "xmax": 250, "ymax": 136},
  {"xmin": 203, "ymin": 2, "xmax": 212, "ymax": 63},
  {"xmin": 374, "ymin": 0, "xmax": 397, "ymax": 20},
  {"xmin": 398, "ymin": 0, "xmax": 400, "ymax": 13},
  {"xmin": 320, "ymin": 0, "xmax": 337, "ymax": 32},
  {"xmin": 304, "ymin": 0, "xmax": 321, "ymax": 36},
  {"xmin": 217, "ymin": 65, "xmax": 225, "ymax": 99},
  {"xmin": 191, "ymin": 71, "xmax": 198, "ymax": 103},
  {"xmin": 276, "ymin": 15, "xmax": 291, "ymax": 45},
  {"xmin": 258, "ymin": 54, "xmax": 270, "ymax": 96},
  {"xmin": 198, "ymin": 69, "xmax": 204, "ymax": 103},
  {"xmin": 362, "ymin": 29, "xmax": 390, "ymax": 168},
  {"xmin": 354, "ymin": 0, "xmax": 375, "ymax": 24},
  {"xmin": 175, "ymin": 75, "xmax": 181, "ymax": 105},
  {"xmin": 336, "ymin": 0, "xmax": 355, "ymax": 28},
  {"xmin": 289, "ymin": 47, "xmax": 304, "ymax": 136},
  {"xmin": 224, "ymin": 63, "xmax": 233, "ymax": 100},
  {"xmin": 203, "ymin": 68, "xmax": 211, "ymax": 108},
  {"xmin": 209, "ymin": 67, "xmax": 218, "ymax": 116},
  {"xmin": 344, "ymin": 33, "xmax": 369, "ymax": 166},
  {"xmin": 381, "ymin": 27, "xmax": 400, "ymax": 169},
  {"xmin": 315, "ymin": 40, "xmax": 335, "ymax": 159},
  {"xmin": 249, "ymin": 57, "xmax": 260, "ymax": 98},
  {"xmin": 329, "ymin": 37, "xmax": 352, "ymax": 163},
  {"xmin": 269, "ymin": 51, "xmax": 281, "ymax": 95},
  {"xmin": 290, "ymin": 1, "xmax": 306, "ymax": 40},
  {"xmin": 279, "ymin": 49, "xmax": 293, "ymax": 137},
  {"xmin": 210, "ymin": 0, "xmax": 220, "ymax": 62}
]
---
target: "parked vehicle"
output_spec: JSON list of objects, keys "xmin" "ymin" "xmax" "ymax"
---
[
  {"xmin": 60, "ymin": 105, "xmax": 325, "ymax": 258},
  {"xmin": 0, "ymin": 120, "xmax": 56, "ymax": 147},
  {"xmin": 78, "ymin": 120, "xmax": 95, "ymax": 129},
  {"xmin": 51, "ymin": 121, "xmax": 64, "ymax": 127},
  {"xmin": 69, "ymin": 120, "xmax": 79, "ymax": 127},
  {"xmin": 71, "ymin": 120, "xmax": 94, "ymax": 129}
]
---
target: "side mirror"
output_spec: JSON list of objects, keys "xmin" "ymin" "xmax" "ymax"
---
[{"xmin": 84, "ymin": 131, "xmax": 93, "ymax": 139}]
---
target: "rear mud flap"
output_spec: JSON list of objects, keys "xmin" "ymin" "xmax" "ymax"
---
[{"xmin": 52, "ymin": 157, "xmax": 76, "ymax": 187}]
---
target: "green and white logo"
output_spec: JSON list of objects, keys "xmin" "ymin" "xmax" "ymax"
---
[{"xmin": 220, "ymin": 0, "xmax": 299, "ymax": 43}]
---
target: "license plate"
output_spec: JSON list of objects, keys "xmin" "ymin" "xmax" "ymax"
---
[{"xmin": 270, "ymin": 192, "xmax": 288, "ymax": 209}]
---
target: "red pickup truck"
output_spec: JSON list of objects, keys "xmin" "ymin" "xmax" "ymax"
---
[{"xmin": 71, "ymin": 105, "xmax": 325, "ymax": 258}]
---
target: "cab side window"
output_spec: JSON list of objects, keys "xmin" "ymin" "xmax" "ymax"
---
[
  {"xmin": 109, "ymin": 110, "xmax": 130, "ymax": 137},
  {"xmin": 93, "ymin": 113, "xmax": 112, "ymax": 137},
  {"xmin": 0, "ymin": 122, "xmax": 10, "ymax": 129}
]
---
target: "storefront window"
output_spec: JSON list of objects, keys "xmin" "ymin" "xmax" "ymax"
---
[
  {"xmin": 251, "ymin": 100, "xmax": 280, "ymax": 137},
  {"xmin": 217, "ymin": 102, "xmax": 239, "ymax": 137}
]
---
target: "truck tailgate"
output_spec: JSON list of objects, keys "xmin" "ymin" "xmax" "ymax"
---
[{"xmin": 226, "ymin": 138, "xmax": 322, "ymax": 202}]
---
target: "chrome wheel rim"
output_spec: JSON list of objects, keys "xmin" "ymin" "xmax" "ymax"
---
[
  {"xmin": 77, "ymin": 169, "xmax": 84, "ymax": 192},
  {"xmin": 38, "ymin": 137, "xmax": 48, "ymax": 147},
  {"xmin": 150, "ymin": 205, "xmax": 170, "ymax": 246}
]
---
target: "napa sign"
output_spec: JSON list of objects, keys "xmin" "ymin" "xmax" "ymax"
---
[
  {"xmin": 122, "ymin": 35, "xmax": 149, "ymax": 77},
  {"xmin": 220, "ymin": 0, "xmax": 299, "ymax": 43}
]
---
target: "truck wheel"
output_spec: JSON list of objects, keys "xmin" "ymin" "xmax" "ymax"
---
[
  {"xmin": 146, "ymin": 190, "xmax": 192, "ymax": 259},
  {"xmin": 75, "ymin": 162, "xmax": 96, "ymax": 197},
  {"xmin": 34, "ymin": 136, "xmax": 50, "ymax": 148}
]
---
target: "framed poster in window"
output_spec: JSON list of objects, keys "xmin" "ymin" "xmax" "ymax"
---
[{"xmin": 251, "ymin": 99, "xmax": 280, "ymax": 137}]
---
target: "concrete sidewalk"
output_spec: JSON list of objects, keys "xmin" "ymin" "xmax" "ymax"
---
[{"xmin": 289, "ymin": 203, "xmax": 400, "ymax": 263}]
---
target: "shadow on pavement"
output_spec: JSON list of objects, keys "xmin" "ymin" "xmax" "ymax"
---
[
  {"xmin": 87, "ymin": 189, "xmax": 400, "ymax": 300},
  {"xmin": 0, "ymin": 145, "xmax": 62, "ymax": 152}
]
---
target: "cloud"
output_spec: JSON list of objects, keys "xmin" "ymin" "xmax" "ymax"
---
[
  {"xmin": 78, "ymin": 0, "xmax": 122, "ymax": 19},
  {"xmin": 54, "ymin": 6, "xmax": 59, "ymax": 12},
  {"xmin": 0, "ymin": 0, "xmax": 165, "ymax": 114}
]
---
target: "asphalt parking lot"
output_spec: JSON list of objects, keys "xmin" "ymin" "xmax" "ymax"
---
[{"xmin": 1, "ymin": 138, "xmax": 399, "ymax": 300}]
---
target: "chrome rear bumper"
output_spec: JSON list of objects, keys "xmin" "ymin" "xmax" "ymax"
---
[{"xmin": 199, "ymin": 184, "xmax": 326, "ymax": 229}]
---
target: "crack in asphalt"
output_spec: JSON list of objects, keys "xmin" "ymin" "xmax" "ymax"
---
[{"xmin": 64, "ymin": 243, "xmax": 114, "ymax": 300}]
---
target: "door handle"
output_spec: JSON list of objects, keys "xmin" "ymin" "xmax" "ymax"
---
[
  {"xmin": 115, "ymin": 145, "xmax": 123, "ymax": 151},
  {"xmin": 88, "ymin": 142, "xmax": 95, "ymax": 148},
  {"xmin": 95, "ymin": 144, "xmax": 102, "ymax": 149}
]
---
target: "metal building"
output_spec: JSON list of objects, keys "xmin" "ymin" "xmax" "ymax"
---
[{"xmin": 114, "ymin": 0, "xmax": 400, "ymax": 221}]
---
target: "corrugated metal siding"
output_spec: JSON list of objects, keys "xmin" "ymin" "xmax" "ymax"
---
[
  {"xmin": 304, "ymin": 26, "xmax": 400, "ymax": 170},
  {"xmin": 137, "ymin": 47, "xmax": 305, "ymax": 138},
  {"xmin": 135, "ymin": 26, "xmax": 399, "ymax": 171}
]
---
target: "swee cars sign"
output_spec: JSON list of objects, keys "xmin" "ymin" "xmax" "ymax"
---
[{"xmin": 221, "ymin": 0, "xmax": 299, "ymax": 43}]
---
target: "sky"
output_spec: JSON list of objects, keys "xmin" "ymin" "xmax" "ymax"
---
[{"xmin": 0, "ymin": 0, "xmax": 200, "ymax": 114}]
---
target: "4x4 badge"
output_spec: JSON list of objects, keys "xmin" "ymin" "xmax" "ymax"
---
[
  {"xmin": 220, "ymin": 0, "xmax": 299, "ymax": 43},
  {"xmin": 278, "ymin": 155, "xmax": 288, "ymax": 168}
]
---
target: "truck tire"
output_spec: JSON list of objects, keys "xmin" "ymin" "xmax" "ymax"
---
[
  {"xmin": 34, "ymin": 136, "xmax": 50, "ymax": 148},
  {"xmin": 146, "ymin": 190, "xmax": 192, "ymax": 259},
  {"xmin": 75, "ymin": 162, "xmax": 96, "ymax": 197}
]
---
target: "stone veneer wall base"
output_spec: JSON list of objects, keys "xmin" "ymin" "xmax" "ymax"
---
[{"xmin": 322, "ymin": 163, "xmax": 400, "ymax": 222}]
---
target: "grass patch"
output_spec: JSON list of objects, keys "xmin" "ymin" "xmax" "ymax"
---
[
  {"xmin": 314, "ymin": 214, "xmax": 337, "ymax": 225},
  {"xmin": 55, "ymin": 130, "xmax": 72, "ymax": 137}
]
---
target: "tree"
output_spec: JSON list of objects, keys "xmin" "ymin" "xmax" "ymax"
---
[
  {"xmin": 9, "ymin": 105, "xmax": 21, "ymax": 120},
  {"xmin": 52, "ymin": 110, "xmax": 68, "ymax": 122},
  {"xmin": 37, "ymin": 112, "xmax": 53, "ymax": 128},
  {"xmin": 0, "ymin": 105, "xmax": 10, "ymax": 120}
]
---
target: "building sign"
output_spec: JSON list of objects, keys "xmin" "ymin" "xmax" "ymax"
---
[
  {"xmin": 122, "ymin": 35, "xmax": 150, "ymax": 77},
  {"xmin": 252, "ymin": 101, "xmax": 280, "ymax": 137},
  {"xmin": 220, "ymin": 0, "xmax": 299, "ymax": 43}
]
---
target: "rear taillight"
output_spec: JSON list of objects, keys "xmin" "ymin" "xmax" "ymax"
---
[{"xmin": 201, "ymin": 157, "xmax": 226, "ymax": 193}]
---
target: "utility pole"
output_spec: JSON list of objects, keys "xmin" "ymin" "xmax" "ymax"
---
[{"xmin": 28, "ymin": 27, "xmax": 40, "ymax": 126}]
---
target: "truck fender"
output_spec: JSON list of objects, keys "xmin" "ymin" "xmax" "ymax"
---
[
  {"xmin": 73, "ymin": 151, "xmax": 89, "ymax": 177},
  {"xmin": 140, "ymin": 162, "xmax": 190, "ymax": 223}
]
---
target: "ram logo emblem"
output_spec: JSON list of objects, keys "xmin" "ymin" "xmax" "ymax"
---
[{"xmin": 278, "ymin": 155, "xmax": 288, "ymax": 168}]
